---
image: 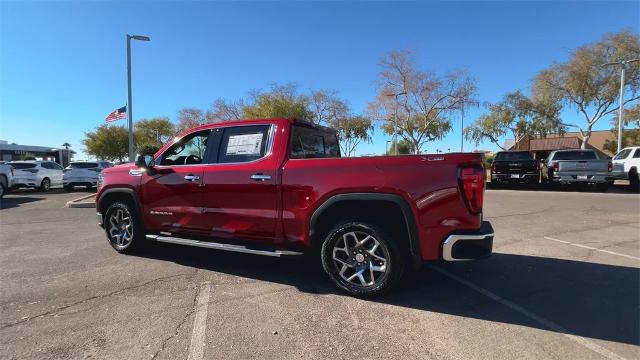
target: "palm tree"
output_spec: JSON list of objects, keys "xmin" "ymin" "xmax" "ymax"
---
[{"xmin": 62, "ymin": 142, "xmax": 71, "ymax": 150}]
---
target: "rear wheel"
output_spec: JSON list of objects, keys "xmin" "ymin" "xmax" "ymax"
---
[
  {"xmin": 321, "ymin": 221, "xmax": 404, "ymax": 297},
  {"xmin": 39, "ymin": 178, "xmax": 51, "ymax": 192},
  {"xmin": 629, "ymin": 169, "xmax": 639, "ymax": 193},
  {"xmin": 0, "ymin": 182, "xmax": 4, "ymax": 199},
  {"xmin": 104, "ymin": 201, "xmax": 145, "ymax": 253}
]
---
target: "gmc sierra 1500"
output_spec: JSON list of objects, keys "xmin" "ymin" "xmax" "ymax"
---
[{"xmin": 96, "ymin": 118, "xmax": 493, "ymax": 297}]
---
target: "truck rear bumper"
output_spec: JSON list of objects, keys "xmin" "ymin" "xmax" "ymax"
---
[
  {"xmin": 491, "ymin": 173, "xmax": 538, "ymax": 183},
  {"xmin": 442, "ymin": 221, "xmax": 494, "ymax": 261},
  {"xmin": 552, "ymin": 174, "xmax": 612, "ymax": 184}
]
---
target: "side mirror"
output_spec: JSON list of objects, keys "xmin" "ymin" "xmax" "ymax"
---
[{"xmin": 135, "ymin": 154, "xmax": 154, "ymax": 169}]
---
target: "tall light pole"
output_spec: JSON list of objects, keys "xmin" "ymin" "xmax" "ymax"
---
[
  {"xmin": 603, "ymin": 59, "xmax": 639, "ymax": 153},
  {"xmin": 126, "ymin": 34, "xmax": 151, "ymax": 162},
  {"xmin": 385, "ymin": 92, "xmax": 407, "ymax": 155}
]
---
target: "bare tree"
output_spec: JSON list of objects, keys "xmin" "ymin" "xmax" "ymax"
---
[
  {"xmin": 531, "ymin": 29, "xmax": 640, "ymax": 148},
  {"xmin": 176, "ymin": 108, "xmax": 205, "ymax": 133},
  {"xmin": 308, "ymin": 89, "xmax": 348, "ymax": 125},
  {"xmin": 206, "ymin": 99, "xmax": 244, "ymax": 122},
  {"xmin": 368, "ymin": 50, "xmax": 476, "ymax": 154}
]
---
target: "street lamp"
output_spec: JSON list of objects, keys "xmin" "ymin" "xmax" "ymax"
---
[
  {"xmin": 385, "ymin": 92, "xmax": 407, "ymax": 155},
  {"xmin": 603, "ymin": 59, "xmax": 639, "ymax": 153},
  {"xmin": 126, "ymin": 34, "xmax": 151, "ymax": 162}
]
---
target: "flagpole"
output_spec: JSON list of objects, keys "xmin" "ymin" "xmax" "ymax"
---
[
  {"xmin": 126, "ymin": 35, "xmax": 134, "ymax": 162},
  {"xmin": 125, "ymin": 34, "xmax": 151, "ymax": 162}
]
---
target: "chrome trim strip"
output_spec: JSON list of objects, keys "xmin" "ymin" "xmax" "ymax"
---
[
  {"xmin": 146, "ymin": 234, "xmax": 303, "ymax": 257},
  {"xmin": 442, "ymin": 232, "xmax": 494, "ymax": 261}
]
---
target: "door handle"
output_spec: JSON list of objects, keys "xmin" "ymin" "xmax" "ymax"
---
[
  {"xmin": 250, "ymin": 173, "xmax": 272, "ymax": 181},
  {"xmin": 184, "ymin": 174, "xmax": 200, "ymax": 182}
]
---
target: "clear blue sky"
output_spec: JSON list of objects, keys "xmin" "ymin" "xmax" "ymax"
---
[{"xmin": 1, "ymin": 1, "xmax": 638, "ymax": 159}]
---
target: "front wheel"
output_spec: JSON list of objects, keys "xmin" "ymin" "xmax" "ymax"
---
[
  {"xmin": 104, "ymin": 201, "xmax": 145, "ymax": 253},
  {"xmin": 629, "ymin": 169, "xmax": 639, "ymax": 193},
  {"xmin": 39, "ymin": 178, "xmax": 51, "ymax": 192},
  {"xmin": 321, "ymin": 221, "xmax": 405, "ymax": 297}
]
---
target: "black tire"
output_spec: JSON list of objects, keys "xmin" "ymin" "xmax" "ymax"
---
[
  {"xmin": 321, "ymin": 221, "xmax": 405, "ymax": 297},
  {"xmin": 0, "ymin": 183, "xmax": 5, "ymax": 199},
  {"xmin": 39, "ymin": 178, "xmax": 51, "ymax": 192},
  {"xmin": 104, "ymin": 201, "xmax": 145, "ymax": 253},
  {"xmin": 64, "ymin": 185, "xmax": 73, "ymax": 192},
  {"xmin": 629, "ymin": 169, "xmax": 639, "ymax": 193}
]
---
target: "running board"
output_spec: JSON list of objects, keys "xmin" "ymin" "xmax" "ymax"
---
[{"xmin": 146, "ymin": 234, "xmax": 304, "ymax": 258}]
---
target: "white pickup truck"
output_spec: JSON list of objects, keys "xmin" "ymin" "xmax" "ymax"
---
[
  {"xmin": 541, "ymin": 149, "xmax": 613, "ymax": 190},
  {"xmin": 0, "ymin": 163, "xmax": 15, "ymax": 198},
  {"xmin": 611, "ymin": 146, "xmax": 640, "ymax": 192}
]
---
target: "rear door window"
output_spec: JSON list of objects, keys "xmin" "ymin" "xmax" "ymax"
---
[
  {"xmin": 69, "ymin": 162, "xmax": 98, "ymax": 169},
  {"xmin": 11, "ymin": 163, "xmax": 36, "ymax": 169},
  {"xmin": 495, "ymin": 152, "xmax": 533, "ymax": 161},
  {"xmin": 216, "ymin": 125, "xmax": 271, "ymax": 164},
  {"xmin": 614, "ymin": 149, "xmax": 632, "ymax": 160},
  {"xmin": 633, "ymin": 149, "xmax": 640, "ymax": 158},
  {"xmin": 290, "ymin": 125, "xmax": 340, "ymax": 159},
  {"xmin": 553, "ymin": 151, "xmax": 598, "ymax": 160}
]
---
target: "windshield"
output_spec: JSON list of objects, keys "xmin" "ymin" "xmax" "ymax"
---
[
  {"xmin": 68, "ymin": 162, "xmax": 98, "ymax": 169},
  {"xmin": 495, "ymin": 152, "xmax": 533, "ymax": 161},
  {"xmin": 553, "ymin": 151, "xmax": 598, "ymax": 161},
  {"xmin": 11, "ymin": 162, "xmax": 36, "ymax": 169}
]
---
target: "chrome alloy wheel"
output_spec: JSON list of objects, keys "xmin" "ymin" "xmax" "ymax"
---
[
  {"xmin": 108, "ymin": 208, "xmax": 133, "ymax": 248},
  {"xmin": 332, "ymin": 231, "xmax": 389, "ymax": 287}
]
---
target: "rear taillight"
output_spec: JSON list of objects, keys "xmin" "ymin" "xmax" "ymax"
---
[
  {"xmin": 608, "ymin": 161, "xmax": 612, "ymax": 172},
  {"xmin": 10, "ymin": 166, "xmax": 14, "ymax": 176},
  {"xmin": 535, "ymin": 160, "xmax": 540, "ymax": 172},
  {"xmin": 490, "ymin": 162, "xmax": 496, "ymax": 173},
  {"xmin": 459, "ymin": 165, "xmax": 485, "ymax": 214},
  {"xmin": 552, "ymin": 162, "xmax": 559, "ymax": 171}
]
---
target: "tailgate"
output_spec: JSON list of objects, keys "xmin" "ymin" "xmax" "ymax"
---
[
  {"xmin": 493, "ymin": 160, "xmax": 537, "ymax": 174},
  {"xmin": 557, "ymin": 160, "xmax": 608, "ymax": 173}
]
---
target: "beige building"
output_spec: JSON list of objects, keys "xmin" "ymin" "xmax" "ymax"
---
[{"xmin": 506, "ymin": 130, "xmax": 616, "ymax": 160}]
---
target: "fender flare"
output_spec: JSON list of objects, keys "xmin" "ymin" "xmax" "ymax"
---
[
  {"xmin": 98, "ymin": 188, "xmax": 143, "ymax": 222},
  {"xmin": 309, "ymin": 193, "xmax": 421, "ymax": 268}
]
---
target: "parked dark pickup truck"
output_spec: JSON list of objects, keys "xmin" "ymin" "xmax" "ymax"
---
[
  {"xmin": 95, "ymin": 118, "xmax": 494, "ymax": 297},
  {"xmin": 490, "ymin": 151, "xmax": 539, "ymax": 185}
]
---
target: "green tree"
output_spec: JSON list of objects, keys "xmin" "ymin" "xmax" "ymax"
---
[
  {"xmin": 61, "ymin": 142, "xmax": 71, "ymax": 150},
  {"xmin": 531, "ymin": 29, "xmax": 640, "ymax": 148},
  {"xmin": 134, "ymin": 117, "xmax": 175, "ymax": 152},
  {"xmin": 330, "ymin": 115, "xmax": 374, "ymax": 157},
  {"xmin": 83, "ymin": 125, "xmax": 129, "ymax": 162},
  {"xmin": 242, "ymin": 84, "xmax": 314, "ymax": 120},
  {"xmin": 603, "ymin": 104, "xmax": 640, "ymax": 153},
  {"xmin": 464, "ymin": 91, "xmax": 561, "ymax": 150},
  {"xmin": 368, "ymin": 50, "xmax": 476, "ymax": 154},
  {"xmin": 385, "ymin": 139, "xmax": 414, "ymax": 155}
]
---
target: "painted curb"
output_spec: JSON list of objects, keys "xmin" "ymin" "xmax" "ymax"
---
[{"xmin": 66, "ymin": 193, "xmax": 96, "ymax": 208}]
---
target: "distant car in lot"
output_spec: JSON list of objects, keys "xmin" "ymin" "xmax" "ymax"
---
[
  {"xmin": 10, "ymin": 160, "xmax": 64, "ymax": 192},
  {"xmin": 541, "ymin": 149, "xmax": 613, "ymax": 191},
  {"xmin": 611, "ymin": 146, "xmax": 640, "ymax": 192},
  {"xmin": 490, "ymin": 151, "xmax": 539, "ymax": 186},
  {"xmin": 63, "ymin": 161, "xmax": 113, "ymax": 191},
  {"xmin": 0, "ymin": 163, "xmax": 15, "ymax": 198}
]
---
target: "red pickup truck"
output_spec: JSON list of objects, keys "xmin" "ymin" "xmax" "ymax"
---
[{"xmin": 96, "ymin": 118, "xmax": 493, "ymax": 297}]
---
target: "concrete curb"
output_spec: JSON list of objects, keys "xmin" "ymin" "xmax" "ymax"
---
[{"xmin": 66, "ymin": 193, "xmax": 96, "ymax": 208}]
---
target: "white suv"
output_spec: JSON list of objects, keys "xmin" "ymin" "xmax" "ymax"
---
[
  {"xmin": 10, "ymin": 160, "xmax": 64, "ymax": 192},
  {"xmin": 63, "ymin": 161, "xmax": 112, "ymax": 191},
  {"xmin": 612, "ymin": 146, "xmax": 640, "ymax": 192}
]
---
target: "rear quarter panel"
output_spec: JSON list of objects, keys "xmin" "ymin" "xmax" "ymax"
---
[{"xmin": 281, "ymin": 154, "xmax": 483, "ymax": 261}]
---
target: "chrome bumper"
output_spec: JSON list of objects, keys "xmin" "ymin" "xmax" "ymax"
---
[{"xmin": 442, "ymin": 221, "xmax": 494, "ymax": 261}]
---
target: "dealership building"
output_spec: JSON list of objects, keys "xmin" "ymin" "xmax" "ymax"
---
[{"xmin": 0, "ymin": 140, "xmax": 75, "ymax": 167}]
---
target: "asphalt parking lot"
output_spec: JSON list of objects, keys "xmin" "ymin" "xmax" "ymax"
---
[{"xmin": 1, "ymin": 188, "xmax": 638, "ymax": 360}]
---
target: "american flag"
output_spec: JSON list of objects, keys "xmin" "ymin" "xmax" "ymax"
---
[{"xmin": 105, "ymin": 106, "xmax": 127, "ymax": 122}]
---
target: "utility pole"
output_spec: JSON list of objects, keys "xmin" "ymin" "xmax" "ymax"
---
[
  {"xmin": 126, "ymin": 34, "xmax": 151, "ymax": 162},
  {"xmin": 603, "ymin": 59, "xmax": 639, "ymax": 153}
]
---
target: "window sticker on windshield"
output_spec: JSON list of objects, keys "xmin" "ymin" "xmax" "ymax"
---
[{"xmin": 226, "ymin": 133, "xmax": 263, "ymax": 155}]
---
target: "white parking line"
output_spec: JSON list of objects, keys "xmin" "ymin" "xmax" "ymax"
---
[
  {"xmin": 187, "ymin": 282, "xmax": 211, "ymax": 360},
  {"xmin": 543, "ymin": 236, "xmax": 640, "ymax": 261},
  {"xmin": 430, "ymin": 265, "xmax": 627, "ymax": 360}
]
